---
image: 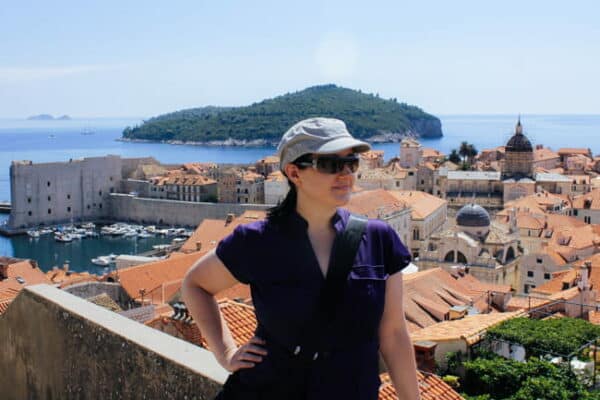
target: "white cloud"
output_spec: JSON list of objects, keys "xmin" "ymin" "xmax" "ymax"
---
[{"xmin": 0, "ymin": 64, "xmax": 124, "ymax": 84}]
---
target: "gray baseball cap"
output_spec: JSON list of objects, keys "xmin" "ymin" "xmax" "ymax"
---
[{"xmin": 277, "ymin": 117, "xmax": 371, "ymax": 170}]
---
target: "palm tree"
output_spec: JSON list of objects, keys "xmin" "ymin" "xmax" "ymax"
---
[{"xmin": 448, "ymin": 149, "xmax": 461, "ymax": 164}]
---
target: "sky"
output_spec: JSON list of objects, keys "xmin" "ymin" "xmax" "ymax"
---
[{"xmin": 1, "ymin": 0, "xmax": 599, "ymax": 118}]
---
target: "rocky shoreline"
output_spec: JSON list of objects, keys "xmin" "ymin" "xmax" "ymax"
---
[{"xmin": 116, "ymin": 131, "xmax": 421, "ymax": 147}]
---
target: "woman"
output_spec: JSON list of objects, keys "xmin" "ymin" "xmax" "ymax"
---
[{"xmin": 182, "ymin": 117, "xmax": 421, "ymax": 399}]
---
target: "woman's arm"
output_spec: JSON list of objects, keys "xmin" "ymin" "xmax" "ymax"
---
[
  {"xmin": 379, "ymin": 272, "xmax": 421, "ymax": 400},
  {"xmin": 182, "ymin": 249, "xmax": 266, "ymax": 371}
]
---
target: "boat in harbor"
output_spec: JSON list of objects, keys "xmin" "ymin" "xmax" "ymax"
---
[
  {"xmin": 55, "ymin": 233, "xmax": 73, "ymax": 242},
  {"xmin": 27, "ymin": 230, "xmax": 40, "ymax": 238},
  {"xmin": 91, "ymin": 254, "xmax": 116, "ymax": 266}
]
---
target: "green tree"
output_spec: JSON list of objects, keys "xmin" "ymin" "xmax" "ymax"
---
[{"xmin": 448, "ymin": 149, "xmax": 461, "ymax": 164}]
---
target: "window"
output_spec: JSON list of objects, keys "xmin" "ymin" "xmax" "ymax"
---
[
  {"xmin": 47, "ymin": 195, "xmax": 51, "ymax": 201},
  {"xmin": 67, "ymin": 194, "xmax": 71, "ymax": 200},
  {"xmin": 47, "ymin": 209, "xmax": 51, "ymax": 214},
  {"xmin": 28, "ymin": 211, "xmax": 32, "ymax": 216},
  {"xmin": 527, "ymin": 270, "xmax": 534, "ymax": 278},
  {"xmin": 87, "ymin": 205, "xmax": 90, "ymax": 210},
  {"xmin": 110, "ymin": 187, "xmax": 115, "ymax": 193},
  {"xmin": 110, "ymin": 176, "xmax": 113, "ymax": 181},
  {"xmin": 47, "ymin": 181, "xmax": 51, "ymax": 187},
  {"xmin": 574, "ymin": 210, "xmax": 578, "ymax": 216},
  {"xmin": 27, "ymin": 197, "xmax": 31, "ymax": 203},
  {"xmin": 99, "ymin": 190, "xmax": 102, "ymax": 196},
  {"xmin": 396, "ymin": 181, "xmax": 400, "ymax": 187},
  {"xmin": 544, "ymin": 273, "xmax": 551, "ymax": 280},
  {"xmin": 421, "ymin": 180, "xmax": 425, "ymax": 185},
  {"xmin": 408, "ymin": 171, "xmax": 414, "ymax": 176},
  {"xmin": 99, "ymin": 204, "xmax": 102, "ymax": 209},
  {"xmin": 67, "ymin": 207, "xmax": 71, "ymax": 212},
  {"xmin": 536, "ymin": 258, "xmax": 543, "ymax": 264}
]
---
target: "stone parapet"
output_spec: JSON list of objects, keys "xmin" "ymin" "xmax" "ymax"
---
[{"xmin": 0, "ymin": 284, "xmax": 227, "ymax": 400}]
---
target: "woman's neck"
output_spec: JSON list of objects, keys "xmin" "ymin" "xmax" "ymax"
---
[{"xmin": 295, "ymin": 200, "xmax": 336, "ymax": 232}]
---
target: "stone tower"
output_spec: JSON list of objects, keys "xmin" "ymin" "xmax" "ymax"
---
[{"xmin": 503, "ymin": 117, "xmax": 533, "ymax": 178}]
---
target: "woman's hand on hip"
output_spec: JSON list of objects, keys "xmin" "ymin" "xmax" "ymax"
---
[{"xmin": 222, "ymin": 336, "xmax": 268, "ymax": 372}]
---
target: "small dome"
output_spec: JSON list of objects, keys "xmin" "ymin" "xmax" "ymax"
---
[{"xmin": 457, "ymin": 204, "xmax": 491, "ymax": 227}]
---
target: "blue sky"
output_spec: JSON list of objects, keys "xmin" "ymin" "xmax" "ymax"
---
[{"xmin": 1, "ymin": 0, "xmax": 599, "ymax": 117}]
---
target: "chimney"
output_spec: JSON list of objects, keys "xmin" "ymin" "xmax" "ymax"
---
[
  {"xmin": 414, "ymin": 341, "xmax": 437, "ymax": 373},
  {"xmin": 63, "ymin": 262, "xmax": 70, "ymax": 273},
  {"xmin": 195, "ymin": 241, "xmax": 202, "ymax": 251},
  {"xmin": 225, "ymin": 213, "xmax": 234, "ymax": 225}
]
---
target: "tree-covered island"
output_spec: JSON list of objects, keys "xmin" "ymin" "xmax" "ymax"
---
[{"xmin": 122, "ymin": 84, "xmax": 443, "ymax": 145}]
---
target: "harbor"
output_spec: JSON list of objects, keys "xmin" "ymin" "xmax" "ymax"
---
[{"xmin": 0, "ymin": 214, "xmax": 189, "ymax": 274}]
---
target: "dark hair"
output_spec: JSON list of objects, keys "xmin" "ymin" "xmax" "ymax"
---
[{"xmin": 267, "ymin": 154, "xmax": 311, "ymax": 222}]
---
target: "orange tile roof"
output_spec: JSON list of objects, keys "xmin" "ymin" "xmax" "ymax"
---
[
  {"xmin": 388, "ymin": 191, "xmax": 447, "ymax": 220},
  {"xmin": 379, "ymin": 371, "xmax": 465, "ymax": 400},
  {"xmin": 558, "ymin": 148, "xmax": 592, "ymax": 155},
  {"xmin": 215, "ymin": 283, "xmax": 252, "ymax": 304},
  {"xmin": 113, "ymin": 251, "xmax": 206, "ymax": 304},
  {"xmin": 266, "ymin": 170, "xmax": 287, "ymax": 182},
  {"xmin": 256, "ymin": 155, "xmax": 280, "ymax": 164},
  {"xmin": 588, "ymin": 310, "xmax": 600, "ymax": 325},
  {"xmin": 421, "ymin": 148, "xmax": 445, "ymax": 158},
  {"xmin": 572, "ymin": 188, "xmax": 600, "ymax": 210},
  {"xmin": 360, "ymin": 150, "xmax": 385, "ymax": 160},
  {"xmin": 0, "ymin": 258, "xmax": 51, "ymax": 314},
  {"xmin": 402, "ymin": 269, "xmax": 489, "ymax": 330},
  {"xmin": 506, "ymin": 295, "xmax": 553, "ymax": 310},
  {"xmin": 346, "ymin": 189, "xmax": 409, "ymax": 219},
  {"xmin": 180, "ymin": 211, "xmax": 267, "ymax": 253},
  {"xmin": 533, "ymin": 147, "xmax": 560, "ymax": 162},
  {"xmin": 149, "ymin": 298, "xmax": 258, "ymax": 350},
  {"xmin": 410, "ymin": 311, "xmax": 525, "ymax": 345}
]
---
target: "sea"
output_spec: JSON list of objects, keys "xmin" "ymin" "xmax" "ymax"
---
[{"xmin": 0, "ymin": 114, "xmax": 599, "ymax": 273}]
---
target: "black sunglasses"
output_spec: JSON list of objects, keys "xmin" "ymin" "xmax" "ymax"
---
[{"xmin": 294, "ymin": 154, "xmax": 360, "ymax": 174}]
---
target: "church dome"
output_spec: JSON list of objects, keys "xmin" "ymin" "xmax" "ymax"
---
[
  {"xmin": 505, "ymin": 119, "xmax": 533, "ymax": 152},
  {"xmin": 456, "ymin": 204, "xmax": 491, "ymax": 227}
]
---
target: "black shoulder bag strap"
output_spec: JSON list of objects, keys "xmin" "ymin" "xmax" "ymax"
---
[{"xmin": 322, "ymin": 213, "xmax": 368, "ymax": 317}]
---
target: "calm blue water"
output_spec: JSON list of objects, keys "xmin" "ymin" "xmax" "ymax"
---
[{"xmin": 1, "ymin": 115, "xmax": 599, "ymax": 272}]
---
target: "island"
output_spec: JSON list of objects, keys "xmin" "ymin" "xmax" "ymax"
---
[
  {"xmin": 122, "ymin": 84, "xmax": 443, "ymax": 145},
  {"xmin": 27, "ymin": 114, "xmax": 71, "ymax": 121}
]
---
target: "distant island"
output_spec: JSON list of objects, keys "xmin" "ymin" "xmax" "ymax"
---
[
  {"xmin": 122, "ymin": 84, "xmax": 443, "ymax": 145},
  {"xmin": 27, "ymin": 114, "xmax": 71, "ymax": 121}
]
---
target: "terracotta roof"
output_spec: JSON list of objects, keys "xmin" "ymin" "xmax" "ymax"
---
[
  {"xmin": 0, "ymin": 258, "xmax": 51, "ymax": 314},
  {"xmin": 402, "ymin": 269, "xmax": 489, "ymax": 330},
  {"xmin": 242, "ymin": 171, "xmax": 264, "ymax": 182},
  {"xmin": 266, "ymin": 170, "xmax": 287, "ymax": 182},
  {"xmin": 256, "ymin": 155, "xmax": 280, "ymax": 164},
  {"xmin": 360, "ymin": 150, "xmax": 385, "ymax": 160},
  {"xmin": 379, "ymin": 371, "xmax": 465, "ymax": 400},
  {"xmin": 180, "ymin": 210, "xmax": 267, "ymax": 253},
  {"xmin": 346, "ymin": 189, "xmax": 409, "ymax": 219},
  {"xmin": 455, "ymin": 273, "xmax": 512, "ymax": 294},
  {"xmin": 388, "ymin": 191, "xmax": 447, "ymax": 220},
  {"xmin": 505, "ymin": 295, "xmax": 553, "ymax": 311},
  {"xmin": 572, "ymin": 188, "xmax": 600, "ymax": 210},
  {"xmin": 149, "ymin": 298, "xmax": 258, "ymax": 349},
  {"xmin": 421, "ymin": 148, "xmax": 445, "ymax": 158},
  {"xmin": 410, "ymin": 311, "xmax": 525, "ymax": 345},
  {"xmin": 159, "ymin": 174, "xmax": 216, "ymax": 186},
  {"xmin": 588, "ymin": 310, "xmax": 600, "ymax": 325},
  {"xmin": 87, "ymin": 293, "xmax": 123, "ymax": 312},
  {"xmin": 113, "ymin": 251, "xmax": 206, "ymax": 304},
  {"xmin": 215, "ymin": 283, "xmax": 252, "ymax": 304},
  {"xmin": 558, "ymin": 148, "xmax": 592, "ymax": 156},
  {"xmin": 533, "ymin": 147, "xmax": 560, "ymax": 162}
]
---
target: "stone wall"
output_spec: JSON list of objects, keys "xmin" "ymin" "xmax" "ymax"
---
[
  {"xmin": 107, "ymin": 193, "xmax": 271, "ymax": 227},
  {"xmin": 0, "ymin": 284, "xmax": 227, "ymax": 400},
  {"xmin": 63, "ymin": 281, "xmax": 132, "ymax": 307}
]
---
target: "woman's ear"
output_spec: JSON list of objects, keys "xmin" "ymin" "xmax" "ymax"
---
[{"xmin": 284, "ymin": 164, "xmax": 302, "ymax": 186}]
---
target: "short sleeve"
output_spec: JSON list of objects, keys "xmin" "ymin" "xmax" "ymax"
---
[
  {"xmin": 383, "ymin": 225, "xmax": 412, "ymax": 276},
  {"xmin": 215, "ymin": 225, "xmax": 253, "ymax": 284}
]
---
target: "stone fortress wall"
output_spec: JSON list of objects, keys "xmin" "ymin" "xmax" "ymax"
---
[
  {"xmin": 107, "ymin": 193, "xmax": 271, "ymax": 227},
  {"xmin": 0, "ymin": 284, "xmax": 226, "ymax": 400},
  {"xmin": 8, "ymin": 156, "xmax": 159, "ymax": 230}
]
